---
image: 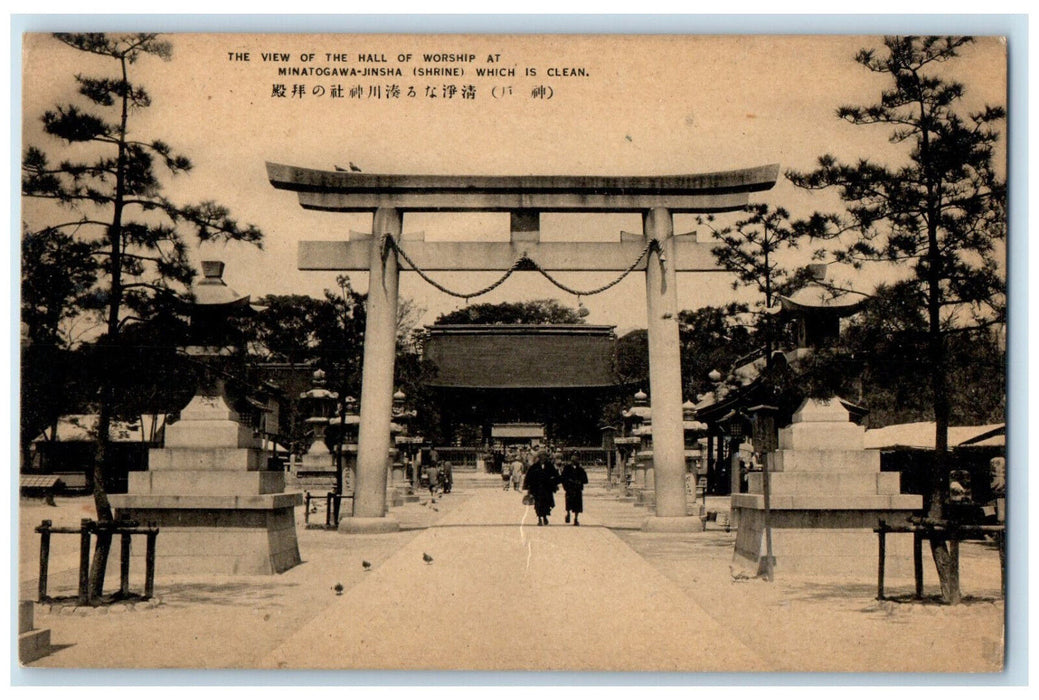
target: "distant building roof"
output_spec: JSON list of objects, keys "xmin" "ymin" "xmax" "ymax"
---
[
  {"xmin": 32, "ymin": 414, "xmax": 168, "ymax": 444},
  {"xmin": 778, "ymin": 285, "xmax": 864, "ymax": 315},
  {"xmin": 863, "ymin": 422, "xmax": 1005, "ymax": 450}
]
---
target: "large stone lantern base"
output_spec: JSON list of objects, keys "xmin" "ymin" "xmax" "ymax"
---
[
  {"xmin": 111, "ymin": 392, "xmax": 303, "ymax": 575},
  {"xmin": 731, "ymin": 399, "xmax": 922, "ymax": 577}
]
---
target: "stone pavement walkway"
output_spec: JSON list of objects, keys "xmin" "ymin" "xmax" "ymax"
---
[
  {"xmin": 20, "ymin": 479, "xmax": 1004, "ymax": 673},
  {"xmin": 264, "ymin": 487, "xmax": 765, "ymax": 671}
]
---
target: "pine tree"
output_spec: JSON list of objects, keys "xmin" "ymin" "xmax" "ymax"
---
[
  {"xmin": 788, "ymin": 36, "xmax": 1006, "ymax": 603},
  {"xmin": 22, "ymin": 33, "xmax": 263, "ymax": 599}
]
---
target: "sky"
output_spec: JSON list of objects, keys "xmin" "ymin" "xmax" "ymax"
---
[{"xmin": 19, "ymin": 33, "xmax": 1008, "ymax": 336}]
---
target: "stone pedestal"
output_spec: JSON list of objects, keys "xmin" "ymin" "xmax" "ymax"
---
[
  {"xmin": 731, "ymin": 399, "xmax": 922, "ymax": 577},
  {"xmin": 111, "ymin": 393, "xmax": 302, "ymax": 575},
  {"xmin": 19, "ymin": 600, "xmax": 51, "ymax": 663}
]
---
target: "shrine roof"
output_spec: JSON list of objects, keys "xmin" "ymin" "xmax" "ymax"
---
[{"xmin": 424, "ymin": 324, "xmax": 617, "ymax": 388}]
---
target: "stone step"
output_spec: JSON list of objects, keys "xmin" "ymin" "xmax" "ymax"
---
[
  {"xmin": 19, "ymin": 628, "xmax": 51, "ymax": 664},
  {"xmin": 18, "ymin": 601, "xmax": 52, "ymax": 664}
]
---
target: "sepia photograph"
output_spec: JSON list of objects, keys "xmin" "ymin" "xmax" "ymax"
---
[{"xmin": 14, "ymin": 26, "xmax": 1013, "ymax": 676}]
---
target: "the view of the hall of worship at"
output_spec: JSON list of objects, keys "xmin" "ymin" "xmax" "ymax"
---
[{"xmin": 16, "ymin": 31, "xmax": 1010, "ymax": 674}]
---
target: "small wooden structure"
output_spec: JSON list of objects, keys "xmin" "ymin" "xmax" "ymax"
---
[
  {"xmin": 874, "ymin": 518, "xmax": 1006, "ymax": 601},
  {"xmin": 35, "ymin": 518, "xmax": 159, "ymax": 605}
]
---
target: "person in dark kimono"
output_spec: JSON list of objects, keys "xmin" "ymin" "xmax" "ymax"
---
[
  {"xmin": 561, "ymin": 453, "xmax": 589, "ymax": 526},
  {"xmin": 524, "ymin": 450, "xmax": 560, "ymax": 526}
]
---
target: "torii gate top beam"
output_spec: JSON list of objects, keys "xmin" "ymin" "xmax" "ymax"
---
[{"xmin": 266, "ymin": 162, "xmax": 780, "ymax": 213}]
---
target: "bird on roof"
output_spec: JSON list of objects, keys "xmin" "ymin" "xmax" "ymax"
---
[
  {"xmin": 333, "ymin": 582, "xmax": 344, "ymax": 595},
  {"xmin": 362, "ymin": 560, "xmax": 371, "ymax": 571},
  {"xmin": 349, "ymin": 161, "xmax": 362, "ymax": 172},
  {"xmin": 334, "ymin": 164, "xmax": 347, "ymax": 171},
  {"xmin": 423, "ymin": 552, "xmax": 434, "ymax": 565}
]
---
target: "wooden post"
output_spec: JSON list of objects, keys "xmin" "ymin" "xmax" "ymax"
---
[
  {"xmin": 304, "ymin": 492, "xmax": 311, "ymax": 527},
  {"xmin": 877, "ymin": 527, "xmax": 887, "ymax": 600},
  {"xmin": 78, "ymin": 519, "xmax": 92, "ymax": 606},
  {"xmin": 761, "ymin": 451, "xmax": 775, "ymax": 582},
  {"xmin": 913, "ymin": 531, "xmax": 924, "ymax": 598},
  {"xmin": 998, "ymin": 529, "xmax": 1006, "ymax": 598},
  {"xmin": 948, "ymin": 537, "xmax": 961, "ymax": 605},
  {"xmin": 38, "ymin": 520, "xmax": 51, "ymax": 602},
  {"xmin": 119, "ymin": 532, "xmax": 132, "ymax": 597},
  {"xmin": 144, "ymin": 530, "xmax": 158, "ymax": 599}
]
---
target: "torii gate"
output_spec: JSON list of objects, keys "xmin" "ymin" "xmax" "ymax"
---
[{"xmin": 267, "ymin": 162, "xmax": 779, "ymax": 532}]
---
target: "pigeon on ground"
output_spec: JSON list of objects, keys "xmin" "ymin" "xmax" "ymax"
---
[
  {"xmin": 422, "ymin": 553, "xmax": 434, "ymax": 565},
  {"xmin": 349, "ymin": 161, "xmax": 362, "ymax": 172},
  {"xmin": 362, "ymin": 560, "xmax": 371, "ymax": 571},
  {"xmin": 333, "ymin": 582, "xmax": 344, "ymax": 595}
]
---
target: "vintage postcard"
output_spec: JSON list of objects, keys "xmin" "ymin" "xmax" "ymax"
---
[{"xmin": 17, "ymin": 31, "xmax": 1008, "ymax": 674}]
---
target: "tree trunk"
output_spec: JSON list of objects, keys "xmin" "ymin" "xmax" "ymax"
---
[
  {"xmin": 86, "ymin": 51, "xmax": 132, "ymax": 603},
  {"xmin": 929, "ymin": 537, "xmax": 961, "ymax": 605},
  {"xmin": 924, "ymin": 169, "xmax": 959, "ymax": 604},
  {"xmin": 88, "ymin": 380, "xmax": 116, "ymax": 601}
]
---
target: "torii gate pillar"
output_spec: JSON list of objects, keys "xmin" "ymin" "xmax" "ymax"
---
[
  {"xmin": 339, "ymin": 207, "xmax": 402, "ymax": 533},
  {"xmin": 643, "ymin": 208, "xmax": 700, "ymax": 530}
]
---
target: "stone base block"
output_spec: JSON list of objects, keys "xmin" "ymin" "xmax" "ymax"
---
[
  {"xmin": 164, "ymin": 420, "xmax": 261, "ymax": 450},
  {"xmin": 731, "ymin": 493, "xmax": 923, "ymax": 512},
  {"xmin": 337, "ymin": 516, "xmax": 400, "ymax": 534},
  {"xmin": 732, "ymin": 506, "xmax": 918, "ymax": 578},
  {"xmin": 113, "ymin": 505, "xmax": 301, "ymax": 575},
  {"xmin": 18, "ymin": 600, "xmax": 34, "ymax": 634},
  {"xmin": 642, "ymin": 515, "xmax": 707, "ymax": 532},
  {"xmin": 403, "ymin": 494, "xmax": 421, "ymax": 503},
  {"xmin": 111, "ymin": 492, "xmax": 302, "ymax": 511},
  {"xmin": 747, "ymin": 471, "xmax": 902, "ymax": 496},
  {"xmin": 148, "ymin": 447, "xmax": 267, "ymax": 472},
  {"xmin": 771, "ymin": 449, "xmax": 880, "ymax": 473},
  {"xmin": 128, "ymin": 470, "xmax": 285, "ymax": 496},
  {"xmin": 634, "ymin": 490, "xmax": 655, "ymax": 507},
  {"xmin": 19, "ymin": 628, "xmax": 51, "ymax": 664},
  {"xmin": 778, "ymin": 422, "xmax": 864, "ymax": 451}
]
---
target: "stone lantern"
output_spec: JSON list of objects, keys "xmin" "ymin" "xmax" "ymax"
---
[
  {"xmin": 622, "ymin": 390, "xmax": 654, "ymax": 506},
  {"xmin": 326, "ymin": 395, "xmax": 360, "ymax": 499},
  {"xmin": 296, "ymin": 369, "xmax": 340, "ymax": 497},
  {"xmin": 111, "ymin": 261, "xmax": 302, "ymax": 574},
  {"xmin": 390, "ymin": 389, "xmax": 420, "ymax": 503},
  {"xmin": 777, "ymin": 264, "xmax": 864, "ymax": 350},
  {"xmin": 683, "ymin": 400, "xmax": 708, "ymax": 501},
  {"xmin": 390, "ymin": 390, "xmax": 421, "ymax": 498}
]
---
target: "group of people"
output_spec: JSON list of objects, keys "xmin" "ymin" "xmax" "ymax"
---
[
  {"xmin": 423, "ymin": 450, "xmax": 453, "ymax": 496},
  {"xmin": 520, "ymin": 449, "xmax": 589, "ymax": 526}
]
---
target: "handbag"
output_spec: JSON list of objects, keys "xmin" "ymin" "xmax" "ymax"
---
[{"xmin": 522, "ymin": 493, "xmax": 533, "ymax": 506}]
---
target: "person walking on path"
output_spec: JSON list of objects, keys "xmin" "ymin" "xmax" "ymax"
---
[
  {"xmin": 442, "ymin": 461, "xmax": 454, "ymax": 494},
  {"xmin": 561, "ymin": 453, "xmax": 589, "ymax": 526},
  {"xmin": 524, "ymin": 449, "xmax": 560, "ymax": 526},
  {"xmin": 509, "ymin": 454, "xmax": 525, "ymax": 492}
]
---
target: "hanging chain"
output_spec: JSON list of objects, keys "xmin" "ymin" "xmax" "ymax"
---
[
  {"xmin": 385, "ymin": 235, "xmax": 657, "ymax": 301},
  {"xmin": 526, "ymin": 240, "xmax": 656, "ymax": 296},
  {"xmin": 387, "ymin": 235, "xmax": 522, "ymax": 302}
]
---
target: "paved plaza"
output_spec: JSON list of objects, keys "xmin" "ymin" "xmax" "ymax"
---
[{"xmin": 19, "ymin": 475, "xmax": 1005, "ymax": 673}]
